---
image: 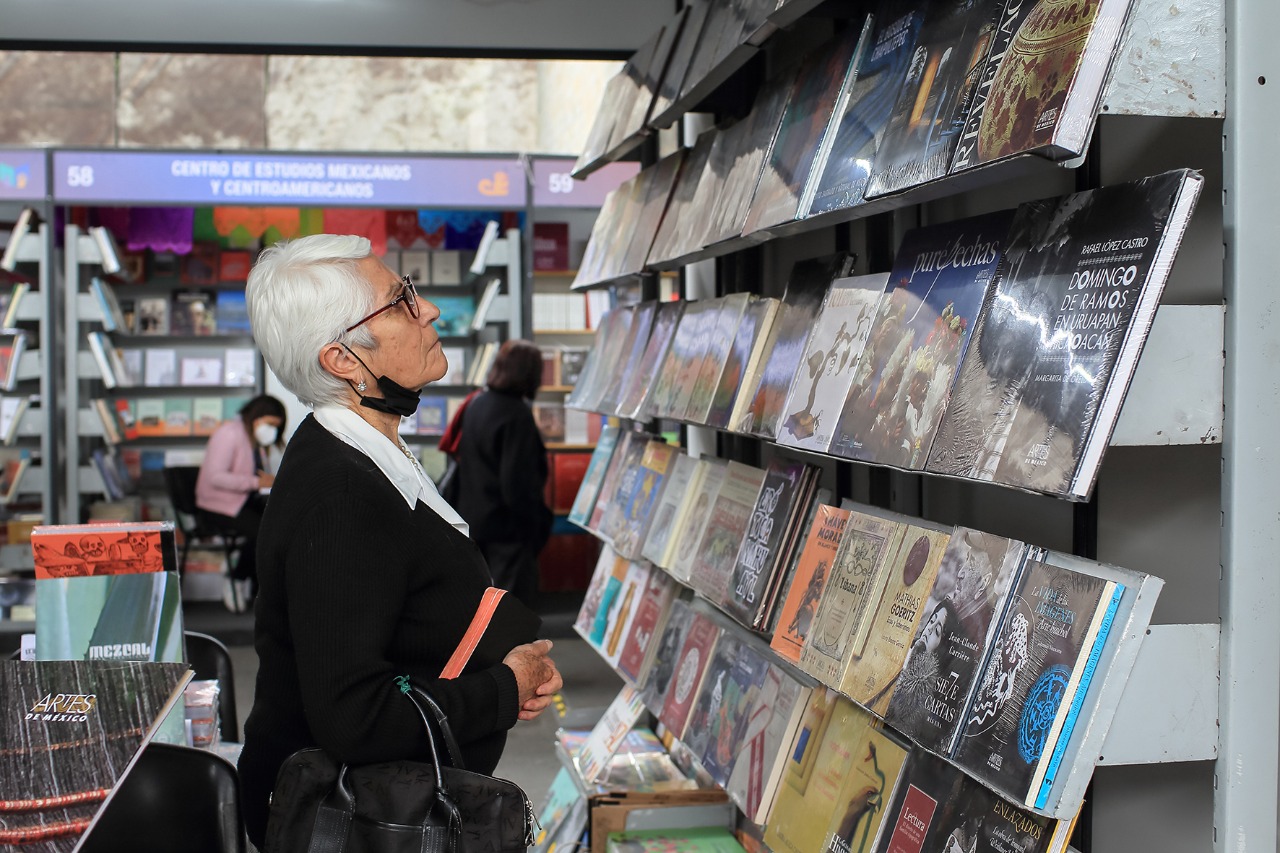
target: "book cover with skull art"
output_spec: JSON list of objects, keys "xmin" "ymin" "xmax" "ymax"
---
[
  {"xmin": 950, "ymin": 558, "xmax": 1111, "ymax": 802},
  {"xmin": 32, "ymin": 522, "xmax": 178, "ymax": 579},
  {"xmin": 828, "ymin": 211, "xmax": 1014, "ymax": 469},
  {"xmin": 884, "ymin": 528, "xmax": 1031, "ymax": 755}
]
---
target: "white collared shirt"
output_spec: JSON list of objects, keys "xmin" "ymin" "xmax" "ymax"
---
[{"xmin": 313, "ymin": 404, "xmax": 469, "ymax": 536}]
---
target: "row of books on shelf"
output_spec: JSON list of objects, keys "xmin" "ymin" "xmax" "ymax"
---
[
  {"xmin": 0, "ymin": 329, "xmax": 29, "ymax": 392},
  {"xmin": 571, "ymin": 586, "xmax": 1080, "ymax": 853},
  {"xmin": 91, "ymin": 278, "xmax": 251, "ymax": 337},
  {"xmin": 88, "ymin": 333, "xmax": 258, "ymax": 390},
  {"xmin": 575, "ymin": 0, "xmax": 1140, "ymax": 280},
  {"xmin": 386, "ymin": 248, "xmax": 466, "ymax": 286},
  {"xmin": 568, "ymin": 170, "xmax": 1201, "ymax": 500},
  {"xmin": 93, "ymin": 396, "xmax": 254, "ymax": 443},
  {"xmin": 106, "ymin": 242, "xmax": 254, "ymax": 285},
  {"xmin": 534, "ymin": 292, "xmax": 591, "ymax": 331},
  {"xmin": 540, "ymin": 345, "xmax": 591, "ymax": 390},
  {"xmin": 568, "ymin": 427, "xmax": 1157, "ymax": 817},
  {"xmin": 531, "ymin": 402, "xmax": 605, "ymax": 446}
]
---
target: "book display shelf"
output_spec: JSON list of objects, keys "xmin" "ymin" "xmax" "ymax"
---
[
  {"xmin": 0, "ymin": 206, "xmax": 55, "ymax": 566},
  {"xmin": 556, "ymin": 0, "xmax": 1267, "ymax": 850}
]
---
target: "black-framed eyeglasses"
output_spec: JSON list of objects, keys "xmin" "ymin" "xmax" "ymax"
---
[{"xmin": 345, "ymin": 275, "xmax": 419, "ymax": 333}]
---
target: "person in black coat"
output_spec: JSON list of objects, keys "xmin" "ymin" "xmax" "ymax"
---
[{"xmin": 445, "ymin": 339, "xmax": 553, "ymax": 607}]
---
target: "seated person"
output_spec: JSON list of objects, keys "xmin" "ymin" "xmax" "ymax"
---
[{"xmin": 196, "ymin": 395, "xmax": 286, "ymax": 602}]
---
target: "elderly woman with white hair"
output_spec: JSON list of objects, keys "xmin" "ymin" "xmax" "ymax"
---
[{"xmin": 236, "ymin": 234, "xmax": 561, "ymax": 849}]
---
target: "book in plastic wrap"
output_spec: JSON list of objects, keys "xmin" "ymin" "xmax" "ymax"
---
[
  {"xmin": 36, "ymin": 571, "xmax": 184, "ymax": 665},
  {"xmin": 606, "ymin": 827, "xmax": 747, "ymax": 853},
  {"xmin": 764, "ymin": 693, "xmax": 881, "ymax": 853},
  {"xmin": 687, "ymin": 461, "xmax": 767, "ymax": 604},
  {"xmin": 807, "ymin": 0, "xmax": 926, "ymax": 215},
  {"xmin": 620, "ymin": 301, "xmax": 686, "ymax": 420},
  {"xmin": 771, "ymin": 504, "xmax": 852, "ymax": 664},
  {"xmin": 567, "ymin": 425, "xmax": 621, "ymax": 528},
  {"xmin": 652, "ymin": 300, "xmax": 718, "ymax": 420},
  {"xmin": 724, "ymin": 458, "xmax": 815, "ymax": 629},
  {"xmin": 598, "ymin": 435, "xmax": 655, "ymax": 544},
  {"xmin": 724, "ymin": 663, "xmax": 813, "ymax": 824},
  {"xmin": 601, "ymin": 561, "xmax": 652, "ymax": 669},
  {"xmin": 0, "ymin": 660, "xmax": 191, "ymax": 852},
  {"xmin": 575, "ymin": 545, "xmax": 622, "ymax": 641},
  {"xmin": 733, "ymin": 253, "xmax": 855, "ymax": 437},
  {"xmin": 951, "ymin": 558, "xmax": 1119, "ymax": 803},
  {"xmin": 611, "ymin": 440, "xmax": 679, "ymax": 561},
  {"xmin": 588, "ymin": 429, "xmax": 643, "ymax": 533},
  {"xmin": 618, "ymin": 151, "xmax": 687, "ymax": 277},
  {"xmin": 918, "ymin": 766, "xmax": 1077, "ymax": 853},
  {"xmin": 616, "ymin": 567, "xmax": 679, "ymax": 686},
  {"xmin": 866, "ymin": 0, "xmax": 1005, "ymax": 198},
  {"xmin": 649, "ymin": 129, "xmax": 718, "ymax": 266},
  {"xmin": 707, "ymin": 297, "xmax": 780, "ymax": 430},
  {"xmin": 742, "ymin": 23, "xmax": 872, "ymax": 236},
  {"xmin": 830, "ymin": 210, "xmax": 1014, "ymax": 467},
  {"xmin": 776, "ymin": 272, "xmax": 888, "ymax": 453},
  {"xmin": 640, "ymin": 598, "xmax": 695, "ymax": 713},
  {"xmin": 843, "ymin": 525, "xmax": 952, "ymax": 715},
  {"xmin": 873, "ymin": 749, "xmax": 965, "ymax": 853},
  {"xmin": 704, "ymin": 73, "xmax": 795, "ymax": 246},
  {"xmin": 659, "ymin": 611, "xmax": 722, "ymax": 738},
  {"xmin": 668, "ymin": 458, "xmax": 729, "ymax": 586},
  {"xmin": 639, "ymin": 452, "xmax": 701, "ymax": 570},
  {"xmin": 885, "ymin": 528, "xmax": 1031, "ymax": 755},
  {"xmin": 683, "ymin": 292, "xmax": 753, "ymax": 424},
  {"xmin": 586, "ymin": 554, "xmax": 636, "ymax": 652},
  {"xmin": 799, "ymin": 512, "xmax": 906, "ymax": 688},
  {"xmin": 683, "ymin": 631, "xmax": 772, "ymax": 784},
  {"xmin": 924, "ymin": 170, "xmax": 1203, "ymax": 498},
  {"xmin": 954, "ymin": 0, "xmax": 1137, "ymax": 170}
]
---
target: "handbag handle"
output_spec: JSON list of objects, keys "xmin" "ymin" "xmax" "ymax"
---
[{"xmin": 307, "ymin": 679, "xmax": 464, "ymax": 853}]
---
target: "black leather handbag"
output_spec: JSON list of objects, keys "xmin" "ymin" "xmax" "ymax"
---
[{"xmin": 263, "ymin": 678, "xmax": 535, "ymax": 853}]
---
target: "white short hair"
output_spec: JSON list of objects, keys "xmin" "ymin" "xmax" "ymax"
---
[{"xmin": 246, "ymin": 234, "xmax": 376, "ymax": 408}]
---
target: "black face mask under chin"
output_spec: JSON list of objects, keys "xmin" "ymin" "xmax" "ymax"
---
[{"xmin": 342, "ymin": 346, "xmax": 421, "ymax": 418}]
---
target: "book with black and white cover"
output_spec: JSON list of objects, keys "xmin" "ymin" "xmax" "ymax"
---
[
  {"xmin": 619, "ymin": 300, "xmax": 685, "ymax": 420},
  {"xmin": 952, "ymin": 0, "xmax": 1137, "ymax": 171},
  {"xmin": 639, "ymin": 597, "xmax": 695, "ymax": 713},
  {"xmin": 925, "ymin": 170, "xmax": 1204, "ymax": 498},
  {"xmin": 807, "ymin": 0, "xmax": 927, "ymax": 216},
  {"xmin": 950, "ymin": 558, "xmax": 1119, "ymax": 804},
  {"xmin": 865, "ymin": 0, "xmax": 1006, "ymax": 199},
  {"xmin": 723, "ymin": 458, "xmax": 815, "ymax": 629},
  {"xmin": 733, "ymin": 253, "xmax": 856, "ymax": 438},
  {"xmin": 707, "ymin": 296, "xmax": 779, "ymax": 430},
  {"xmin": 828, "ymin": 211, "xmax": 1015, "ymax": 468},
  {"xmin": 742, "ymin": 22, "xmax": 872, "ymax": 236},
  {"xmin": 776, "ymin": 272, "xmax": 888, "ymax": 453},
  {"xmin": 885, "ymin": 528, "xmax": 1031, "ymax": 756}
]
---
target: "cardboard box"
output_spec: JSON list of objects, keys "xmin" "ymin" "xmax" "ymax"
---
[{"xmin": 588, "ymin": 788, "xmax": 732, "ymax": 853}]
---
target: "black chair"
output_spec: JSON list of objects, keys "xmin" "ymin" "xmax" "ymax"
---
[
  {"xmin": 163, "ymin": 466, "xmax": 245, "ymax": 575},
  {"xmin": 185, "ymin": 629, "xmax": 240, "ymax": 743},
  {"xmin": 79, "ymin": 742, "xmax": 247, "ymax": 853}
]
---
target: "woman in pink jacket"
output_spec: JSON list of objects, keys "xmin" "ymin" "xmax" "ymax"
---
[{"xmin": 196, "ymin": 395, "xmax": 286, "ymax": 602}]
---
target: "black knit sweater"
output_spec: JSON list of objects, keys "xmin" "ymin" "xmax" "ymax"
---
[{"xmin": 237, "ymin": 415, "xmax": 526, "ymax": 847}]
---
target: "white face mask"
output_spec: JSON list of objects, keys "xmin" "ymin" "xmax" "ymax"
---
[{"xmin": 254, "ymin": 423, "xmax": 279, "ymax": 447}]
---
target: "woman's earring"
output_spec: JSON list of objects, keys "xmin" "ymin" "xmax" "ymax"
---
[{"xmin": 356, "ymin": 380, "xmax": 367, "ymax": 393}]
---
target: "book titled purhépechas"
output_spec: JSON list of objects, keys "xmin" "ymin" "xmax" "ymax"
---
[{"xmin": 441, "ymin": 586, "xmax": 542, "ymax": 678}]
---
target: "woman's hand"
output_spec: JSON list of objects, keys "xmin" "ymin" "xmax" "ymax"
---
[
  {"xmin": 502, "ymin": 639, "xmax": 562, "ymax": 722},
  {"xmin": 257, "ymin": 471, "xmax": 275, "ymax": 489}
]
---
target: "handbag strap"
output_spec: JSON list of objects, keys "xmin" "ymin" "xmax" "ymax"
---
[
  {"xmin": 308, "ymin": 680, "xmax": 462, "ymax": 853},
  {"xmin": 440, "ymin": 586, "xmax": 507, "ymax": 680}
]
